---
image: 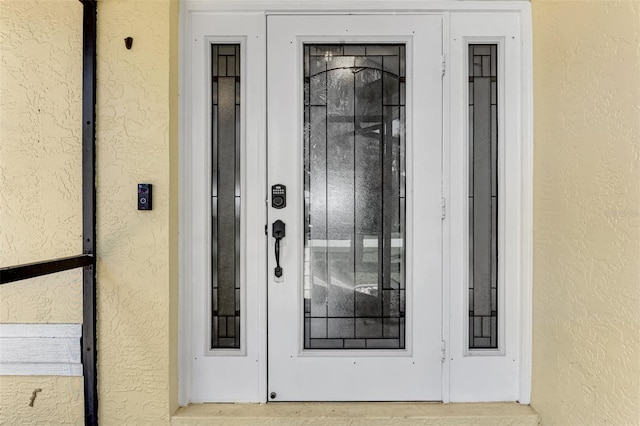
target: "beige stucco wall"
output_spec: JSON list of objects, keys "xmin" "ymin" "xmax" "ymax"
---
[
  {"xmin": 95, "ymin": 0, "xmax": 179, "ymax": 423},
  {"xmin": 1, "ymin": 0, "xmax": 639, "ymax": 424},
  {"xmin": 0, "ymin": 376, "xmax": 83, "ymax": 424},
  {"xmin": 531, "ymin": 0, "xmax": 640, "ymax": 424},
  {"xmin": 0, "ymin": 0, "xmax": 179, "ymax": 423},
  {"xmin": 0, "ymin": 0, "xmax": 84, "ymax": 424},
  {"xmin": 0, "ymin": 0, "xmax": 83, "ymax": 323}
]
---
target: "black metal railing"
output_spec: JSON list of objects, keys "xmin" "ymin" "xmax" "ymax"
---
[
  {"xmin": 80, "ymin": 2, "xmax": 98, "ymax": 424},
  {"xmin": 0, "ymin": 255, "xmax": 93, "ymax": 285},
  {"xmin": 0, "ymin": 1, "xmax": 97, "ymax": 424}
]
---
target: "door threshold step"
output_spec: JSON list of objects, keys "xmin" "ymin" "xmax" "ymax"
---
[{"xmin": 172, "ymin": 402, "xmax": 539, "ymax": 425}]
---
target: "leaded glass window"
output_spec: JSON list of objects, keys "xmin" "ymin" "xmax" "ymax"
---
[
  {"xmin": 211, "ymin": 44, "xmax": 241, "ymax": 349},
  {"xmin": 468, "ymin": 44, "xmax": 498, "ymax": 349},
  {"xmin": 303, "ymin": 44, "xmax": 406, "ymax": 349}
]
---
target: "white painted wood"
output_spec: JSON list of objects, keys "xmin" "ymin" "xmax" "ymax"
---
[
  {"xmin": 183, "ymin": 1, "xmax": 530, "ymax": 13},
  {"xmin": 0, "ymin": 324, "xmax": 82, "ymax": 376},
  {"xmin": 0, "ymin": 338, "xmax": 81, "ymax": 363},
  {"xmin": 180, "ymin": 0, "xmax": 532, "ymax": 405},
  {"xmin": 440, "ymin": 10, "xmax": 452, "ymax": 404},
  {"xmin": 182, "ymin": 12, "xmax": 267, "ymax": 403},
  {"xmin": 517, "ymin": 5, "xmax": 534, "ymax": 405},
  {"xmin": 0, "ymin": 363, "xmax": 82, "ymax": 376},
  {"xmin": 0, "ymin": 324, "xmax": 81, "ymax": 338},
  {"xmin": 267, "ymin": 14, "xmax": 443, "ymax": 401},
  {"xmin": 445, "ymin": 11, "xmax": 532, "ymax": 402}
]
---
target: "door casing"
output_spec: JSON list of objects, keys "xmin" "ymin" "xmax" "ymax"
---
[{"xmin": 179, "ymin": 0, "xmax": 533, "ymax": 405}]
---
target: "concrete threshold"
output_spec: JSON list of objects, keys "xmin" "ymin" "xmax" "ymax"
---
[{"xmin": 172, "ymin": 402, "xmax": 540, "ymax": 425}]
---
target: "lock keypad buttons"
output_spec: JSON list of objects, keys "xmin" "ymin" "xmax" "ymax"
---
[{"xmin": 271, "ymin": 184, "xmax": 286, "ymax": 209}]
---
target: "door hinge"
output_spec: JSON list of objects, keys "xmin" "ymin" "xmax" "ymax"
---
[
  {"xmin": 441, "ymin": 197, "xmax": 446, "ymax": 220},
  {"xmin": 265, "ymin": 224, "xmax": 268, "ymax": 236},
  {"xmin": 441, "ymin": 340, "xmax": 447, "ymax": 362},
  {"xmin": 441, "ymin": 54, "xmax": 446, "ymax": 77}
]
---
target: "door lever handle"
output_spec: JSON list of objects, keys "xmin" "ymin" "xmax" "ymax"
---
[{"xmin": 272, "ymin": 220, "xmax": 286, "ymax": 278}]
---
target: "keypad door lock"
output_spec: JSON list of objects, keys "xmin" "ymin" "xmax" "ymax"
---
[{"xmin": 271, "ymin": 184, "xmax": 286, "ymax": 209}]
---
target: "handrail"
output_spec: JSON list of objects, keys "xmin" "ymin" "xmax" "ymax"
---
[
  {"xmin": 2, "ymin": 1, "xmax": 97, "ymax": 424},
  {"xmin": 0, "ymin": 255, "xmax": 93, "ymax": 285},
  {"xmin": 80, "ymin": 0, "xmax": 98, "ymax": 423}
]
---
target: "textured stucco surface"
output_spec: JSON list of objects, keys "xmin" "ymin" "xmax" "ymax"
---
[
  {"xmin": 95, "ymin": 0, "xmax": 179, "ymax": 423},
  {"xmin": 0, "ymin": 1, "xmax": 84, "ymax": 424},
  {"xmin": 0, "ymin": 0, "xmax": 83, "ymax": 323},
  {"xmin": 0, "ymin": 376, "xmax": 83, "ymax": 425},
  {"xmin": 2, "ymin": 0, "xmax": 639, "ymax": 425},
  {"xmin": 531, "ymin": 1, "xmax": 640, "ymax": 425}
]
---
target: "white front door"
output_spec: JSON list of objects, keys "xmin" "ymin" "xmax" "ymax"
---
[{"xmin": 267, "ymin": 14, "xmax": 444, "ymax": 401}]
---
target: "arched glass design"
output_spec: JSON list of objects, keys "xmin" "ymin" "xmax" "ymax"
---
[{"xmin": 303, "ymin": 44, "xmax": 406, "ymax": 349}]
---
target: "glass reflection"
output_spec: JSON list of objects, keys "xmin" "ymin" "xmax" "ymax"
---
[{"xmin": 303, "ymin": 45, "xmax": 406, "ymax": 349}]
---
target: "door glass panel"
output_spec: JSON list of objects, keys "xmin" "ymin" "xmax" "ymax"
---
[
  {"xmin": 468, "ymin": 44, "xmax": 498, "ymax": 349},
  {"xmin": 211, "ymin": 44, "xmax": 241, "ymax": 349},
  {"xmin": 303, "ymin": 44, "xmax": 406, "ymax": 350}
]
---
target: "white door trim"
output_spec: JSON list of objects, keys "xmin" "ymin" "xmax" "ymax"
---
[
  {"xmin": 179, "ymin": 12, "xmax": 268, "ymax": 403},
  {"xmin": 446, "ymin": 12, "xmax": 532, "ymax": 402},
  {"xmin": 179, "ymin": 0, "xmax": 532, "ymax": 405},
  {"xmin": 183, "ymin": 1, "xmax": 530, "ymax": 13}
]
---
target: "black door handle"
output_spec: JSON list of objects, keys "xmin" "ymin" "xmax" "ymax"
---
[{"xmin": 272, "ymin": 220, "xmax": 286, "ymax": 278}]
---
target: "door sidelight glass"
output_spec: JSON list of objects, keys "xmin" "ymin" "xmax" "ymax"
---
[
  {"xmin": 211, "ymin": 44, "xmax": 241, "ymax": 349},
  {"xmin": 468, "ymin": 44, "xmax": 498, "ymax": 349}
]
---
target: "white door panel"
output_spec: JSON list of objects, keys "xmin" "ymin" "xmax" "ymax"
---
[
  {"xmin": 267, "ymin": 14, "xmax": 443, "ymax": 401},
  {"xmin": 187, "ymin": 13, "xmax": 267, "ymax": 403}
]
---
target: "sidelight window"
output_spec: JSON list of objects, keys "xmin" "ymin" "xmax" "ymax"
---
[
  {"xmin": 211, "ymin": 44, "xmax": 241, "ymax": 349},
  {"xmin": 467, "ymin": 44, "xmax": 499, "ymax": 350}
]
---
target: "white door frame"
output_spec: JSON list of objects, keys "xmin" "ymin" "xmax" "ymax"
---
[
  {"xmin": 180, "ymin": 12, "xmax": 267, "ymax": 403},
  {"xmin": 179, "ymin": 0, "xmax": 533, "ymax": 406}
]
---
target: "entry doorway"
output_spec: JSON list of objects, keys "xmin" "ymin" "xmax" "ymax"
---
[
  {"xmin": 180, "ymin": 5, "xmax": 532, "ymax": 405},
  {"xmin": 266, "ymin": 14, "xmax": 443, "ymax": 401}
]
